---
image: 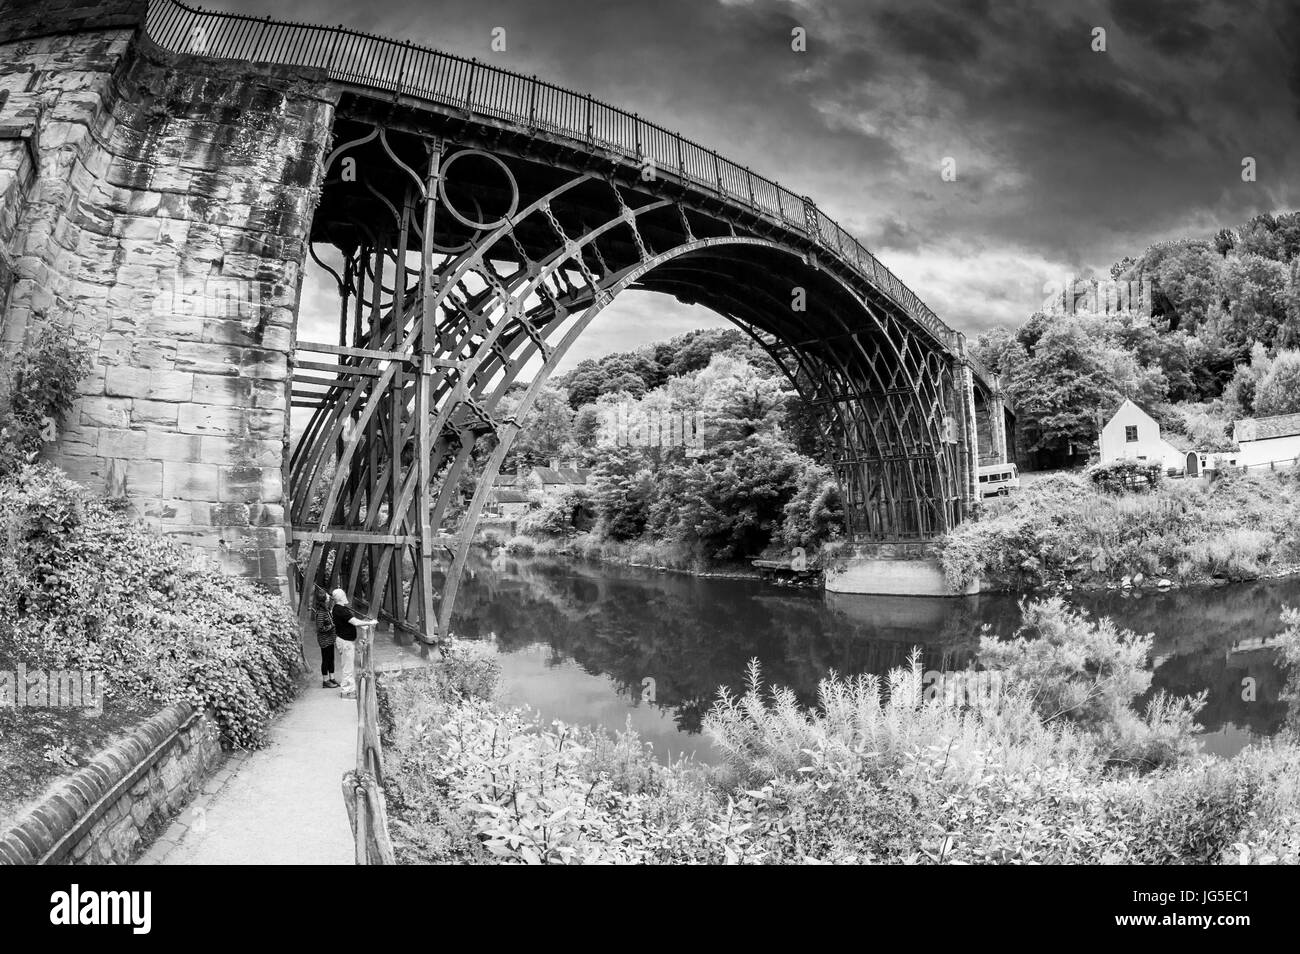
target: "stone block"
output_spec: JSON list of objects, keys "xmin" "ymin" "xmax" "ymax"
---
[
  {"xmin": 96, "ymin": 426, "xmax": 147, "ymax": 458},
  {"xmin": 131, "ymin": 398, "xmax": 179, "ymax": 426},
  {"xmin": 162, "ymin": 461, "xmax": 220, "ymax": 501},
  {"xmin": 145, "ymin": 430, "xmax": 203, "ymax": 463},
  {"xmin": 103, "ymin": 364, "xmax": 151, "ymax": 398},
  {"xmin": 199, "ymin": 435, "xmax": 283, "ymax": 467},
  {"xmin": 220, "ymin": 464, "xmax": 282, "ymax": 503},
  {"xmin": 177, "ymin": 402, "xmax": 277, "ymax": 437},
  {"xmin": 146, "ymin": 368, "xmax": 194, "ymax": 402},
  {"xmin": 189, "ymin": 371, "xmax": 248, "ymax": 405},
  {"xmin": 209, "ymin": 501, "xmax": 250, "ymax": 527},
  {"xmin": 79, "ymin": 395, "xmax": 130, "ymax": 428},
  {"xmin": 116, "ymin": 216, "xmax": 161, "ymax": 243},
  {"xmin": 124, "ymin": 459, "xmax": 163, "ymax": 498},
  {"xmin": 59, "ymin": 421, "xmax": 100, "ymax": 453},
  {"xmin": 172, "ymin": 343, "xmax": 242, "ymax": 377},
  {"xmin": 58, "ymin": 455, "xmax": 106, "ymax": 493}
]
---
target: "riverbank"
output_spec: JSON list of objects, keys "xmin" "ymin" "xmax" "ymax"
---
[
  {"xmin": 939, "ymin": 469, "xmax": 1300, "ymax": 595},
  {"xmin": 499, "ymin": 531, "xmax": 766, "ymax": 581}
]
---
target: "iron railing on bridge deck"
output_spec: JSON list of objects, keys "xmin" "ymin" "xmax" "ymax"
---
[{"xmin": 141, "ymin": 0, "xmax": 977, "ymax": 362}]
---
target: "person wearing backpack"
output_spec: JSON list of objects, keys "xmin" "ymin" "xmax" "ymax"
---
[{"xmin": 312, "ymin": 588, "xmax": 339, "ymax": 688}]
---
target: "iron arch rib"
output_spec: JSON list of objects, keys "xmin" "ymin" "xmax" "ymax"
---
[{"xmin": 287, "ymin": 119, "xmax": 1001, "ymax": 639}]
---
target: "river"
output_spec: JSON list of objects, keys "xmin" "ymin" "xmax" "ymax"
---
[{"xmin": 438, "ymin": 554, "xmax": 1298, "ymax": 764}]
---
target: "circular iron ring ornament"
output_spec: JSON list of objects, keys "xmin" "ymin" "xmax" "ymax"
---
[
  {"xmin": 430, "ymin": 193, "xmax": 487, "ymax": 254},
  {"xmin": 438, "ymin": 149, "xmax": 520, "ymax": 230}
]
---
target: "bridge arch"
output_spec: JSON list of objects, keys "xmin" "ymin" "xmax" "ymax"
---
[
  {"xmin": 289, "ymin": 120, "xmax": 982, "ymax": 639},
  {"xmin": 0, "ymin": 0, "xmax": 1009, "ymax": 637}
]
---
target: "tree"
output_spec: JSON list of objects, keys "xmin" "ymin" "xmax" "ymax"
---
[
  {"xmin": 499, "ymin": 384, "xmax": 573, "ymax": 469},
  {"xmin": 648, "ymin": 434, "xmax": 804, "ymax": 559},
  {"xmin": 1008, "ymin": 323, "xmax": 1120, "ymax": 459},
  {"xmin": 780, "ymin": 461, "xmax": 844, "ymax": 550},
  {"xmin": 1145, "ymin": 241, "xmax": 1220, "ymax": 332},
  {"xmin": 588, "ymin": 446, "xmax": 656, "ymax": 540},
  {"xmin": 1254, "ymin": 349, "xmax": 1300, "ymax": 417},
  {"xmin": 684, "ymin": 354, "xmax": 786, "ymax": 443},
  {"xmin": 563, "ymin": 360, "xmax": 606, "ymax": 408},
  {"xmin": 519, "ymin": 488, "xmax": 593, "ymax": 537},
  {"xmin": 571, "ymin": 405, "xmax": 602, "ymax": 451},
  {"xmin": 1222, "ymin": 342, "xmax": 1272, "ymax": 419},
  {"xmin": 970, "ymin": 326, "xmax": 1028, "ymax": 381},
  {"xmin": 0, "ymin": 321, "xmax": 91, "ymax": 477},
  {"xmin": 1218, "ymin": 253, "xmax": 1290, "ymax": 349}
]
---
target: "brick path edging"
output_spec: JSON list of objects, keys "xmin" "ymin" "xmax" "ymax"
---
[{"xmin": 0, "ymin": 702, "xmax": 222, "ymax": 864}]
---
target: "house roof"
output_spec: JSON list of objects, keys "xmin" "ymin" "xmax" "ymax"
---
[
  {"xmin": 1105, "ymin": 397, "xmax": 1156, "ymax": 423},
  {"xmin": 491, "ymin": 489, "xmax": 532, "ymax": 504},
  {"xmin": 532, "ymin": 467, "xmax": 590, "ymax": 485},
  {"xmin": 1239, "ymin": 412, "xmax": 1300, "ymax": 442}
]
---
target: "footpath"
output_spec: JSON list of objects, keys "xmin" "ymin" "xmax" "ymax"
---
[{"xmin": 137, "ymin": 632, "xmax": 428, "ymax": 865}]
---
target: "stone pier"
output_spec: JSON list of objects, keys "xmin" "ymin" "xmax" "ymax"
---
[
  {"xmin": 824, "ymin": 542, "xmax": 980, "ymax": 597},
  {"xmin": 0, "ymin": 0, "xmax": 337, "ymax": 594}
]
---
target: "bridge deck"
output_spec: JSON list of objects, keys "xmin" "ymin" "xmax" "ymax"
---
[{"xmin": 140, "ymin": 0, "xmax": 997, "ymax": 390}]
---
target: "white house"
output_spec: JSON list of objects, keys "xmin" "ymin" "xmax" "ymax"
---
[
  {"xmin": 1099, "ymin": 399, "xmax": 1189, "ymax": 472},
  {"xmin": 1232, "ymin": 413, "xmax": 1300, "ymax": 471}
]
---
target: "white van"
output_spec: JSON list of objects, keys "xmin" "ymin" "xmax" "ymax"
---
[{"xmin": 977, "ymin": 462, "xmax": 1020, "ymax": 499}]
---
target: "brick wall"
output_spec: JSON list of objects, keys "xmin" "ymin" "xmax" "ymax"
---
[{"xmin": 0, "ymin": 26, "xmax": 338, "ymax": 594}]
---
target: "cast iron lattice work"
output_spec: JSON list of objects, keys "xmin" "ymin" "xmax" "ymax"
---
[{"xmin": 141, "ymin": 1, "xmax": 1008, "ymax": 641}]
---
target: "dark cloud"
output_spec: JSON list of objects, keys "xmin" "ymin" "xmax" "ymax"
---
[
  {"xmin": 1107, "ymin": 0, "xmax": 1218, "ymax": 55},
  {"xmin": 876, "ymin": 5, "xmax": 984, "ymax": 64}
]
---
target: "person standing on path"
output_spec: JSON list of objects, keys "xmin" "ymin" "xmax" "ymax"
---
[
  {"xmin": 330, "ymin": 587, "xmax": 374, "ymax": 699},
  {"xmin": 312, "ymin": 589, "xmax": 339, "ymax": 688}
]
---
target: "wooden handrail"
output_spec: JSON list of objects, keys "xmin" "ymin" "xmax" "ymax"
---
[{"xmin": 341, "ymin": 621, "xmax": 395, "ymax": 864}]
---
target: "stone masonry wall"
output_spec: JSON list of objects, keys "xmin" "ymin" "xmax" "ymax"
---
[
  {"xmin": 0, "ymin": 703, "xmax": 221, "ymax": 865},
  {"xmin": 0, "ymin": 18, "xmax": 338, "ymax": 593},
  {"xmin": 0, "ymin": 0, "xmax": 148, "ymax": 45}
]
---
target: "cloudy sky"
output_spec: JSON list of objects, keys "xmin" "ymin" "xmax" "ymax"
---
[{"xmin": 206, "ymin": 0, "xmax": 1300, "ymax": 364}]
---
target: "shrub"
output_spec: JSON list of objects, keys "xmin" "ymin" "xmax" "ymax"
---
[
  {"xmin": 382, "ymin": 638, "xmax": 1300, "ymax": 864},
  {"xmin": 940, "ymin": 468, "xmax": 1300, "ymax": 590},
  {"xmin": 779, "ymin": 462, "xmax": 844, "ymax": 550},
  {"xmin": 0, "ymin": 321, "xmax": 92, "ymax": 478},
  {"xmin": 978, "ymin": 598, "xmax": 1204, "ymax": 769},
  {"xmin": 517, "ymin": 489, "xmax": 592, "ymax": 537},
  {"xmin": 1279, "ymin": 608, "xmax": 1300, "ymax": 739},
  {"xmin": 1086, "ymin": 459, "xmax": 1165, "ymax": 492},
  {"xmin": 0, "ymin": 464, "xmax": 302, "ymax": 748}
]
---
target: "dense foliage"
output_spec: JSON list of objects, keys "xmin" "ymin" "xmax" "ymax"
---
[
  {"xmin": 971, "ymin": 211, "xmax": 1300, "ymax": 465},
  {"xmin": 383, "ymin": 603, "xmax": 1300, "ymax": 864},
  {"xmin": 0, "ymin": 464, "xmax": 303, "ymax": 748},
  {"xmin": 487, "ymin": 333, "xmax": 843, "ymax": 565},
  {"xmin": 939, "ymin": 469, "xmax": 1300, "ymax": 591}
]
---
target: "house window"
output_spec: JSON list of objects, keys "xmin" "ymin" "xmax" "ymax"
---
[{"xmin": 1125, "ymin": 425, "xmax": 1138, "ymax": 443}]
